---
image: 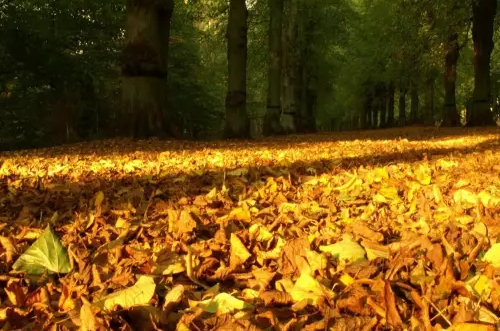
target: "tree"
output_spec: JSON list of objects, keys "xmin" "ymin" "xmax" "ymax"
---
[
  {"xmin": 225, "ymin": 0, "xmax": 250, "ymax": 138},
  {"xmin": 469, "ymin": 0, "xmax": 497, "ymax": 126},
  {"xmin": 121, "ymin": 0, "xmax": 175, "ymax": 138},
  {"xmin": 264, "ymin": 0, "xmax": 284, "ymax": 136},
  {"xmin": 442, "ymin": 33, "xmax": 461, "ymax": 126},
  {"xmin": 281, "ymin": 0, "xmax": 299, "ymax": 134}
]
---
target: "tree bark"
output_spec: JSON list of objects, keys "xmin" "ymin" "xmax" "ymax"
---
[
  {"xmin": 398, "ymin": 88, "xmax": 407, "ymax": 126},
  {"xmin": 387, "ymin": 82, "xmax": 395, "ymax": 127},
  {"xmin": 378, "ymin": 84, "xmax": 387, "ymax": 128},
  {"xmin": 469, "ymin": 0, "xmax": 497, "ymax": 126},
  {"xmin": 121, "ymin": 0, "xmax": 175, "ymax": 139},
  {"xmin": 225, "ymin": 0, "xmax": 250, "ymax": 138},
  {"xmin": 281, "ymin": 0, "xmax": 298, "ymax": 133},
  {"xmin": 422, "ymin": 76, "xmax": 435, "ymax": 125},
  {"xmin": 264, "ymin": 0, "xmax": 284, "ymax": 136},
  {"xmin": 442, "ymin": 33, "xmax": 460, "ymax": 127}
]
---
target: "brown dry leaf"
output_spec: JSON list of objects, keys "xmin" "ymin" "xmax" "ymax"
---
[
  {"xmin": 0, "ymin": 236, "xmax": 16, "ymax": 263},
  {"xmin": 384, "ymin": 282, "xmax": 403, "ymax": 328},
  {"xmin": 2, "ymin": 129, "xmax": 500, "ymax": 330},
  {"xmin": 5, "ymin": 279, "xmax": 25, "ymax": 306},
  {"xmin": 280, "ymin": 236, "xmax": 310, "ymax": 277}
]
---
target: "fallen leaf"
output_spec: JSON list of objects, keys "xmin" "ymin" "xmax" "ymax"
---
[
  {"xmin": 94, "ymin": 276, "xmax": 156, "ymax": 311},
  {"xmin": 12, "ymin": 225, "xmax": 72, "ymax": 275}
]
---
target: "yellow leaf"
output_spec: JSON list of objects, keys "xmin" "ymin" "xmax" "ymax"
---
[
  {"xmin": 415, "ymin": 164, "xmax": 431, "ymax": 185},
  {"xmin": 446, "ymin": 323, "xmax": 495, "ymax": 331},
  {"xmin": 95, "ymin": 191, "xmax": 105, "ymax": 209},
  {"xmin": 454, "ymin": 189, "xmax": 478, "ymax": 208},
  {"xmin": 374, "ymin": 167, "xmax": 389, "ymax": 182},
  {"xmin": 320, "ymin": 236, "xmax": 366, "ymax": 264},
  {"xmin": 290, "ymin": 273, "xmax": 333, "ymax": 305},
  {"xmin": 249, "ymin": 224, "xmax": 273, "ymax": 242},
  {"xmin": 80, "ymin": 303, "xmax": 97, "ymax": 331},
  {"xmin": 198, "ymin": 293, "xmax": 252, "ymax": 315},
  {"xmin": 176, "ymin": 322, "xmax": 192, "ymax": 331},
  {"xmin": 340, "ymin": 274, "xmax": 355, "ymax": 286},
  {"xmin": 379, "ymin": 185, "xmax": 400, "ymax": 201},
  {"xmin": 94, "ymin": 276, "xmax": 156, "ymax": 311},
  {"xmin": 483, "ymin": 243, "xmax": 500, "ymax": 268},
  {"xmin": 230, "ymin": 234, "xmax": 251, "ymax": 268},
  {"xmin": 466, "ymin": 274, "xmax": 491, "ymax": 299}
]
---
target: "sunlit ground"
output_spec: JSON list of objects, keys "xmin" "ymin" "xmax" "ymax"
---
[{"xmin": 1, "ymin": 127, "xmax": 500, "ymax": 330}]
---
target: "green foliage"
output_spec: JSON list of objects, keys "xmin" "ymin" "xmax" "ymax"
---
[{"xmin": 12, "ymin": 225, "xmax": 72, "ymax": 275}]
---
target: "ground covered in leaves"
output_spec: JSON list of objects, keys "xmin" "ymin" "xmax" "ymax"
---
[{"xmin": 1, "ymin": 127, "xmax": 500, "ymax": 331}]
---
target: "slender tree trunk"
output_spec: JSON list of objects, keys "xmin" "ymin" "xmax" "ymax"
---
[
  {"xmin": 398, "ymin": 87, "xmax": 407, "ymax": 126},
  {"xmin": 281, "ymin": 0, "xmax": 298, "ymax": 133},
  {"xmin": 379, "ymin": 84, "xmax": 387, "ymax": 128},
  {"xmin": 387, "ymin": 82, "xmax": 395, "ymax": 127},
  {"xmin": 410, "ymin": 84, "xmax": 419, "ymax": 124},
  {"xmin": 121, "ymin": 0, "xmax": 174, "ymax": 138},
  {"xmin": 363, "ymin": 89, "xmax": 373, "ymax": 129},
  {"xmin": 469, "ymin": 0, "xmax": 497, "ymax": 126},
  {"xmin": 264, "ymin": 0, "xmax": 284, "ymax": 136},
  {"xmin": 442, "ymin": 33, "xmax": 461, "ymax": 126},
  {"xmin": 225, "ymin": 0, "xmax": 250, "ymax": 138},
  {"xmin": 371, "ymin": 90, "xmax": 379, "ymax": 129}
]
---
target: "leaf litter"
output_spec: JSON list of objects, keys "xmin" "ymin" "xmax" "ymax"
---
[{"xmin": 0, "ymin": 127, "xmax": 500, "ymax": 330}]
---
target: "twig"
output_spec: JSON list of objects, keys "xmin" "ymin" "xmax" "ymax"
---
[{"xmin": 423, "ymin": 296, "xmax": 452, "ymax": 327}]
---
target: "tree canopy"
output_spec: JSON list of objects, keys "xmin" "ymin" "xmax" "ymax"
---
[{"xmin": 1, "ymin": 0, "xmax": 499, "ymax": 149}]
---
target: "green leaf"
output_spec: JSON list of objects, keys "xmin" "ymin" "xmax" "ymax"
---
[
  {"xmin": 12, "ymin": 225, "xmax": 71, "ymax": 275},
  {"xmin": 94, "ymin": 276, "xmax": 156, "ymax": 311}
]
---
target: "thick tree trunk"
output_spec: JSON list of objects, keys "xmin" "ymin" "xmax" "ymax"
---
[
  {"xmin": 121, "ymin": 0, "xmax": 174, "ymax": 139},
  {"xmin": 264, "ymin": 0, "xmax": 284, "ymax": 136},
  {"xmin": 469, "ymin": 0, "xmax": 497, "ymax": 126},
  {"xmin": 442, "ymin": 33, "xmax": 460, "ymax": 127},
  {"xmin": 387, "ymin": 82, "xmax": 395, "ymax": 127},
  {"xmin": 398, "ymin": 88, "xmax": 407, "ymax": 126},
  {"xmin": 305, "ymin": 72, "xmax": 318, "ymax": 132},
  {"xmin": 281, "ymin": 0, "xmax": 298, "ymax": 133},
  {"xmin": 410, "ymin": 84, "xmax": 419, "ymax": 124},
  {"xmin": 225, "ymin": 0, "xmax": 250, "ymax": 138}
]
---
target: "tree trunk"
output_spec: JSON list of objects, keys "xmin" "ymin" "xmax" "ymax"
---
[
  {"xmin": 281, "ymin": 0, "xmax": 298, "ymax": 133},
  {"xmin": 469, "ymin": 0, "xmax": 497, "ymax": 126},
  {"xmin": 387, "ymin": 82, "xmax": 395, "ymax": 127},
  {"xmin": 121, "ymin": 0, "xmax": 174, "ymax": 139},
  {"xmin": 225, "ymin": 0, "xmax": 250, "ymax": 138},
  {"xmin": 442, "ymin": 33, "xmax": 461, "ymax": 127},
  {"xmin": 422, "ymin": 76, "xmax": 435, "ymax": 125},
  {"xmin": 264, "ymin": 0, "xmax": 284, "ymax": 136},
  {"xmin": 363, "ymin": 89, "xmax": 373, "ymax": 129},
  {"xmin": 378, "ymin": 84, "xmax": 387, "ymax": 128},
  {"xmin": 410, "ymin": 84, "xmax": 419, "ymax": 124},
  {"xmin": 305, "ymin": 71, "xmax": 318, "ymax": 132},
  {"xmin": 398, "ymin": 88, "xmax": 407, "ymax": 126}
]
